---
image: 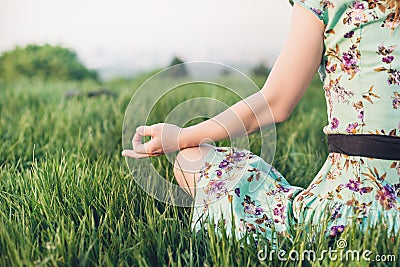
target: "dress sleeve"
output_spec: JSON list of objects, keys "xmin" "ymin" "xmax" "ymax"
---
[{"xmin": 290, "ymin": 0, "xmax": 325, "ymax": 23}]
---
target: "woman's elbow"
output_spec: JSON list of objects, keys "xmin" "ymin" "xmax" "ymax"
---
[
  {"xmin": 261, "ymin": 90, "xmax": 294, "ymax": 124},
  {"xmin": 271, "ymin": 101, "xmax": 295, "ymax": 123},
  {"xmin": 261, "ymin": 88, "xmax": 298, "ymax": 124},
  {"xmin": 273, "ymin": 111, "xmax": 290, "ymax": 123}
]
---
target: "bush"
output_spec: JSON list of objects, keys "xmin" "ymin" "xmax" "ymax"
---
[
  {"xmin": 168, "ymin": 56, "xmax": 188, "ymax": 78},
  {"xmin": 0, "ymin": 44, "xmax": 99, "ymax": 82},
  {"xmin": 252, "ymin": 62, "xmax": 271, "ymax": 76}
]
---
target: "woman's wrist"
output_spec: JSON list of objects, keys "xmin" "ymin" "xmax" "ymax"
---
[
  {"xmin": 178, "ymin": 123, "xmax": 221, "ymax": 150},
  {"xmin": 178, "ymin": 126, "xmax": 198, "ymax": 150}
]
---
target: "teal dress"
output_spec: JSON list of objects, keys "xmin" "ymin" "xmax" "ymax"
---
[{"xmin": 192, "ymin": 0, "xmax": 400, "ymax": 242}]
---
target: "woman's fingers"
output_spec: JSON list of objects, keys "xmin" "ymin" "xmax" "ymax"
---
[
  {"xmin": 133, "ymin": 140, "xmax": 152, "ymax": 154},
  {"xmin": 123, "ymin": 125, "xmax": 160, "ymax": 158},
  {"xmin": 132, "ymin": 131, "xmax": 143, "ymax": 149},
  {"xmin": 136, "ymin": 125, "xmax": 154, "ymax": 136},
  {"xmin": 122, "ymin": 123, "xmax": 181, "ymax": 158},
  {"xmin": 121, "ymin": 149, "xmax": 161, "ymax": 158},
  {"xmin": 121, "ymin": 149, "xmax": 142, "ymax": 158},
  {"xmin": 133, "ymin": 125, "xmax": 158, "ymax": 154},
  {"xmin": 130, "ymin": 125, "xmax": 153, "ymax": 153}
]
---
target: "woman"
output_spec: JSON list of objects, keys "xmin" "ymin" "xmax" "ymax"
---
[{"xmin": 122, "ymin": 0, "xmax": 400, "ymax": 243}]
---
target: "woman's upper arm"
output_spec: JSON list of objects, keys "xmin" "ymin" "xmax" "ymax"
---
[{"xmin": 261, "ymin": 3, "xmax": 325, "ymax": 122}]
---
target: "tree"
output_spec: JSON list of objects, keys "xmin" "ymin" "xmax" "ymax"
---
[
  {"xmin": 252, "ymin": 62, "xmax": 271, "ymax": 76},
  {"xmin": 168, "ymin": 56, "xmax": 188, "ymax": 78},
  {"xmin": 0, "ymin": 44, "xmax": 99, "ymax": 82}
]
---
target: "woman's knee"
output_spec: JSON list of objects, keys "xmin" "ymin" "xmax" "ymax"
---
[{"xmin": 173, "ymin": 144, "xmax": 214, "ymax": 196}]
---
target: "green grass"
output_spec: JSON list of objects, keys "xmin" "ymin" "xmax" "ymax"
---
[{"xmin": 0, "ymin": 75, "xmax": 398, "ymax": 266}]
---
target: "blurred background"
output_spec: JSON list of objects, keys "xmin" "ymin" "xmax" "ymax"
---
[{"xmin": 0, "ymin": 0, "xmax": 292, "ymax": 80}]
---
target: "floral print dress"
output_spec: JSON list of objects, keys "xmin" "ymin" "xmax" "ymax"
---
[{"xmin": 192, "ymin": 0, "xmax": 400, "ymax": 243}]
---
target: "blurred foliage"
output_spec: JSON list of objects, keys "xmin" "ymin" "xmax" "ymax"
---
[
  {"xmin": 168, "ymin": 56, "xmax": 188, "ymax": 78},
  {"xmin": 252, "ymin": 62, "xmax": 271, "ymax": 76},
  {"xmin": 0, "ymin": 44, "xmax": 99, "ymax": 82},
  {"xmin": 169, "ymin": 56, "xmax": 185, "ymax": 66}
]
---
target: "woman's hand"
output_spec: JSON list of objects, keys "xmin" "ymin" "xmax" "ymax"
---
[{"xmin": 122, "ymin": 123, "xmax": 182, "ymax": 158}]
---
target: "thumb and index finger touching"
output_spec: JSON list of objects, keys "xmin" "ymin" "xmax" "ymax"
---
[{"xmin": 121, "ymin": 125, "xmax": 154, "ymax": 158}]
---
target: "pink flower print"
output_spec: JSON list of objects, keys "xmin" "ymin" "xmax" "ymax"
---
[
  {"xmin": 375, "ymin": 44, "xmax": 400, "ymax": 86},
  {"xmin": 277, "ymin": 185, "xmax": 290, "ymax": 193},
  {"xmin": 242, "ymin": 196, "xmax": 263, "ymax": 215},
  {"xmin": 215, "ymin": 169, "xmax": 223, "ymax": 177},
  {"xmin": 392, "ymin": 92, "xmax": 400, "ymax": 109},
  {"xmin": 382, "ymin": 12, "xmax": 400, "ymax": 30},
  {"xmin": 329, "ymin": 225, "xmax": 345, "ymax": 237},
  {"xmin": 353, "ymin": 1, "xmax": 364, "ymax": 9},
  {"xmin": 357, "ymin": 110, "xmax": 364, "ymax": 120},
  {"xmin": 272, "ymin": 203, "xmax": 286, "ymax": 223},
  {"xmin": 206, "ymin": 180, "xmax": 228, "ymax": 199},
  {"xmin": 345, "ymin": 179, "xmax": 361, "ymax": 192},
  {"xmin": 375, "ymin": 184, "xmax": 397, "ymax": 210},
  {"xmin": 330, "ymin": 117, "xmax": 339, "ymax": 129},
  {"xmin": 310, "ymin": 7, "xmax": 322, "ymax": 16},
  {"xmin": 345, "ymin": 122, "xmax": 359, "ymax": 134},
  {"xmin": 234, "ymin": 188, "xmax": 240, "ymax": 197},
  {"xmin": 341, "ymin": 49, "xmax": 360, "ymax": 77},
  {"xmin": 329, "ymin": 78, "xmax": 355, "ymax": 103},
  {"xmin": 382, "ymin": 55, "xmax": 394, "ymax": 64},
  {"xmin": 345, "ymin": 2, "xmax": 368, "ymax": 26},
  {"xmin": 218, "ymin": 160, "xmax": 229, "ymax": 169},
  {"xmin": 325, "ymin": 62, "xmax": 337, "ymax": 74},
  {"xmin": 229, "ymin": 151, "xmax": 247, "ymax": 163},
  {"xmin": 344, "ymin": 30, "xmax": 355, "ymax": 38},
  {"xmin": 330, "ymin": 203, "xmax": 343, "ymax": 220},
  {"xmin": 377, "ymin": 44, "xmax": 396, "ymax": 56},
  {"xmin": 254, "ymin": 207, "xmax": 263, "ymax": 216},
  {"xmin": 388, "ymin": 69, "xmax": 400, "ymax": 86},
  {"xmin": 353, "ymin": 101, "xmax": 364, "ymax": 124},
  {"xmin": 342, "ymin": 52, "xmax": 358, "ymax": 67},
  {"xmin": 321, "ymin": 0, "xmax": 335, "ymax": 9}
]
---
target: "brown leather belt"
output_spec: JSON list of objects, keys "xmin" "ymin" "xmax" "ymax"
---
[{"xmin": 327, "ymin": 134, "xmax": 400, "ymax": 160}]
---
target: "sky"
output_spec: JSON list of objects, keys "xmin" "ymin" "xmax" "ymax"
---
[{"xmin": 0, "ymin": 0, "xmax": 293, "ymax": 78}]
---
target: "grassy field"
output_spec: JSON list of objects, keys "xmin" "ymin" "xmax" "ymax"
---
[{"xmin": 0, "ymin": 74, "xmax": 398, "ymax": 266}]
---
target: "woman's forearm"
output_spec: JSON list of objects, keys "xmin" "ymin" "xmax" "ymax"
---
[{"xmin": 179, "ymin": 90, "xmax": 273, "ymax": 149}]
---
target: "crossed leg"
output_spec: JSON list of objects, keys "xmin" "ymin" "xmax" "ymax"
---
[{"xmin": 173, "ymin": 144, "xmax": 214, "ymax": 197}]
